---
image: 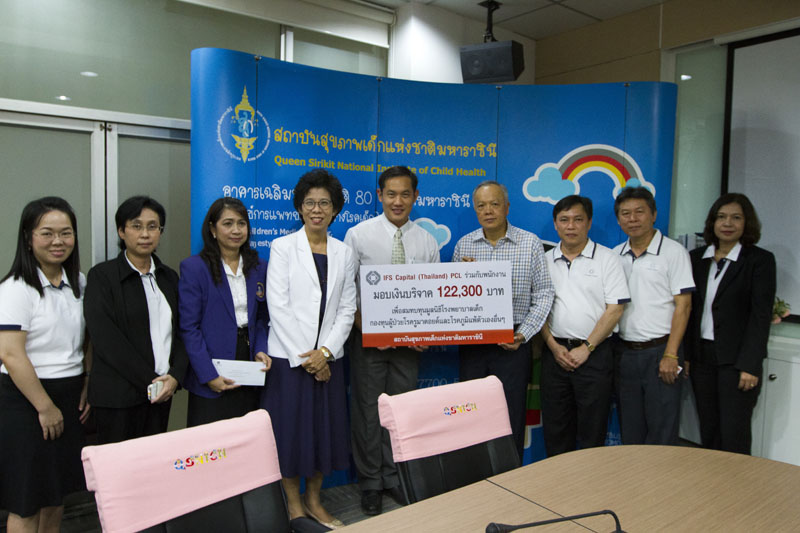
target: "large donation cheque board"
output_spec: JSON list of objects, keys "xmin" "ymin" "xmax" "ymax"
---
[{"xmin": 359, "ymin": 261, "xmax": 514, "ymax": 347}]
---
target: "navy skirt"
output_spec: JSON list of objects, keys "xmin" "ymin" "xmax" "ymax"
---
[
  {"xmin": 0, "ymin": 373, "xmax": 86, "ymax": 517},
  {"xmin": 261, "ymin": 357, "xmax": 350, "ymax": 479}
]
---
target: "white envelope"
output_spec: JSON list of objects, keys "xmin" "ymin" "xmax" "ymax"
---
[{"xmin": 211, "ymin": 359, "xmax": 267, "ymax": 387}]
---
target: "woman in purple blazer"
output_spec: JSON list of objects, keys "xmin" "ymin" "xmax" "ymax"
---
[{"xmin": 178, "ymin": 198, "xmax": 271, "ymax": 426}]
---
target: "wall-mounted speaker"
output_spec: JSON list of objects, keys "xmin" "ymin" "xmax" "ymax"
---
[{"xmin": 460, "ymin": 40, "xmax": 524, "ymax": 84}]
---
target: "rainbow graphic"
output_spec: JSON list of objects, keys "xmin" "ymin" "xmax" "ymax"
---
[{"xmin": 523, "ymin": 144, "xmax": 654, "ymax": 205}]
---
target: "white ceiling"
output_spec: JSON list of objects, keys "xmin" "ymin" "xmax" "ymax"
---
[{"xmin": 368, "ymin": 0, "xmax": 665, "ymax": 40}]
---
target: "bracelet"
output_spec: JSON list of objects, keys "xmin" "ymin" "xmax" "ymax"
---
[{"xmin": 662, "ymin": 353, "xmax": 678, "ymax": 360}]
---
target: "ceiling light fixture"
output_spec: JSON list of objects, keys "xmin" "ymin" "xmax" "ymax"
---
[
  {"xmin": 80, "ymin": 71, "xmax": 99, "ymax": 77},
  {"xmin": 680, "ymin": 74, "xmax": 692, "ymax": 81},
  {"xmin": 56, "ymin": 95, "xmax": 72, "ymax": 101}
]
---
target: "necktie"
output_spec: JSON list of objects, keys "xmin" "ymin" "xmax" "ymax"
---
[
  {"xmin": 391, "ymin": 228, "xmax": 405, "ymax": 264},
  {"xmin": 714, "ymin": 258, "xmax": 726, "ymax": 279}
]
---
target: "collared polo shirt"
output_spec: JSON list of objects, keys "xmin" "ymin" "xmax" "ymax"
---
[
  {"xmin": 614, "ymin": 230, "xmax": 695, "ymax": 342},
  {"xmin": 452, "ymin": 223, "xmax": 554, "ymax": 341},
  {"xmin": 700, "ymin": 242, "xmax": 742, "ymax": 340},
  {"xmin": 0, "ymin": 268, "xmax": 85, "ymax": 378},
  {"xmin": 546, "ymin": 239, "xmax": 630, "ymax": 340}
]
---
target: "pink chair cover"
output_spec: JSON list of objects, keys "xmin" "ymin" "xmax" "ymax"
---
[
  {"xmin": 378, "ymin": 376, "xmax": 512, "ymax": 462},
  {"xmin": 81, "ymin": 409, "xmax": 282, "ymax": 533}
]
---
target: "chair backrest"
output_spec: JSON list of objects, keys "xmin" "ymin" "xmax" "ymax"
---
[
  {"xmin": 81, "ymin": 409, "xmax": 286, "ymax": 533},
  {"xmin": 138, "ymin": 483, "xmax": 289, "ymax": 533},
  {"xmin": 378, "ymin": 376, "xmax": 520, "ymax": 504}
]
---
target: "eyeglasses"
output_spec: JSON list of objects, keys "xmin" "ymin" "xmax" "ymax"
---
[
  {"xmin": 127, "ymin": 222, "xmax": 164, "ymax": 233},
  {"xmin": 302, "ymin": 199, "xmax": 333, "ymax": 210},
  {"xmin": 34, "ymin": 229, "xmax": 75, "ymax": 242}
]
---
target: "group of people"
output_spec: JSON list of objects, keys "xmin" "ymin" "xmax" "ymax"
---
[
  {"xmin": 0, "ymin": 163, "xmax": 775, "ymax": 532},
  {"xmin": 537, "ymin": 188, "xmax": 774, "ymax": 461}
]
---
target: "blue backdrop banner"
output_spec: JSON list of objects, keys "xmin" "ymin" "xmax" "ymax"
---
[
  {"xmin": 190, "ymin": 48, "xmax": 678, "ymax": 472},
  {"xmin": 192, "ymin": 49, "xmax": 676, "ymax": 257}
]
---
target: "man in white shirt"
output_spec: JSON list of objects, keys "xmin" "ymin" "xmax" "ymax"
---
[
  {"xmin": 613, "ymin": 187, "xmax": 694, "ymax": 445},
  {"xmin": 541, "ymin": 195, "xmax": 630, "ymax": 457},
  {"xmin": 344, "ymin": 166, "xmax": 440, "ymax": 515}
]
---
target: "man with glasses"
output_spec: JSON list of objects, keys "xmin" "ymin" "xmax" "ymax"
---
[
  {"xmin": 344, "ymin": 166, "xmax": 440, "ymax": 515},
  {"xmin": 452, "ymin": 180, "xmax": 554, "ymax": 461}
]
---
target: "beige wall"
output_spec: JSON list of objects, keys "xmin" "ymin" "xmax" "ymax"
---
[{"xmin": 535, "ymin": 0, "xmax": 800, "ymax": 84}]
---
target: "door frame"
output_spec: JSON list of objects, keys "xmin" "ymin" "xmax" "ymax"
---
[{"xmin": 0, "ymin": 97, "xmax": 190, "ymax": 265}]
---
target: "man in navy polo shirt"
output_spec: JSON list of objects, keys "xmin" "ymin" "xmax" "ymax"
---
[{"xmin": 613, "ymin": 187, "xmax": 694, "ymax": 445}]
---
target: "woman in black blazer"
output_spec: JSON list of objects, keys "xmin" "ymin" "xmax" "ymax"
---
[
  {"xmin": 685, "ymin": 193, "xmax": 775, "ymax": 455},
  {"xmin": 84, "ymin": 196, "xmax": 188, "ymax": 444}
]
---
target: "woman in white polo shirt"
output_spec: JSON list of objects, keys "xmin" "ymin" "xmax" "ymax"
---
[{"xmin": 0, "ymin": 197, "xmax": 90, "ymax": 533}]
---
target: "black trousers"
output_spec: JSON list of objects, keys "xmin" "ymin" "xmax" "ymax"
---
[
  {"xmin": 617, "ymin": 344, "xmax": 682, "ymax": 445},
  {"xmin": 541, "ymin": 339, "xmax": 613, "ymax": 457},
  {"xmin": 94, "ymin": 401, "xmax": 172, "ymax": 445},
  {"xmin": 690, "ymin": 341, "xmax": 762, "ymax": 455},
  {"xmin": 459, "ymin": 339, "xmax": 532, "ymax": 461},
  {"xmin": 349, "ymin": 332, "xmax": 419, "ymax": 491}
]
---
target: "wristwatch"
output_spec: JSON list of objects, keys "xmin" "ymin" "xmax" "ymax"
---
[
  {"xmin": 584, "ymin": 340, "xmax": 596, "ymax": 352},
  {"xmin": 320, "ymin": 346, "xmax": 334, "ymax": 362}
]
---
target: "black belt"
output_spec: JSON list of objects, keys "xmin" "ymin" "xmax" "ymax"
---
[
  {"xmin": 553, "ymin": 337, "xmax": 586, "ymax": 350},
  {"xmin": 622, "ymin": 334, "xmax": 669, "ymax": 350},
  {"xmin": 237, "ymin": 326, "xmax": 249, "ymax": 346}
]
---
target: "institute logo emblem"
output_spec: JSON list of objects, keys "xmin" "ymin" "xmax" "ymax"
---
[
  {"xmin": 365, "ymin": 271, "xmax": 381, "ymax": 286},
  {"xmin": 255, "ymin": 281, "xmax": 266, "ymax": 301},
  {"xmin": 217, "ymin": 87, "xmax": 271, "ymax": 163}
]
